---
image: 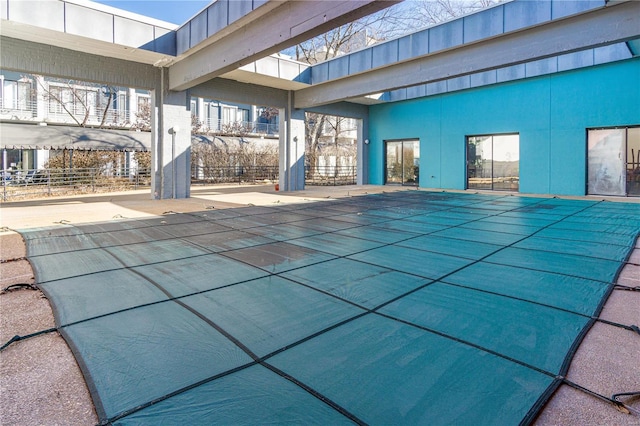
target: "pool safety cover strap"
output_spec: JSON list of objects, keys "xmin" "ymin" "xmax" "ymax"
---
[{"xmin": 21, "ymin": 191, "xmax": 639, "ymax": 425}]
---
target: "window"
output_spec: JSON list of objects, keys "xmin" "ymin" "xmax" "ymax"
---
[
  {"xmin": 115, "ymin": 92, "xmax": 128, "ymax": 113},
  {"xmin": 2, "ymin": 79, "xmax": 32, "ymax": 111},
  {"xmin": 238, "ymin": 108, "xmax": 249, "ymax": 123},
  {"xmin": 2, "ymin": 149, "xmax": 34, "ymax": 171},
  {"xmin": 222, "ymin": 106, "xmax": 236, "ymax": 124},
  {"xmin": 47, "ymin": 85, "xmax": 98, "ymax": 117},
  {"xmin": 205, "ymin": 102, "xmax": 219, "ymax": 130},
  {"xmin": 76, "ymin": 89, "xmax": 97, "ymax": 116},
  {"xmin": 190, "ymin": 98, "xmax": 198, "ymax": 117},
  {"xmin": 467, "ymin": 134, "xmax": 519, "ymax": 191}
]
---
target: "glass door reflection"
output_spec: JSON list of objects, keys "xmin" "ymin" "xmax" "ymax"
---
[
  {"xmin": 588, "ymin": 127, "xmax": 640, "ymax": 196},
  {"xmin": 385, "ymin": 140, "xmax": 419, "ymax": 186},
  {"xmin": 467, "ymin": 134, "xmax": 519, "ymax": 191}
]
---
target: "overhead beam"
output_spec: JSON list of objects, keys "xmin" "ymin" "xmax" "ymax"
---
[
  {"xmin": 0, "ymin": 0, "xmax": 177, "ymax": 57},
  {"xmin": 0, "ymin": 36, "xmax": 158, "ymax": 89},
  {"xmin": 294, "ymin": 1, "xmax": 640, "ymax": 108},
  {"xmin": 169, "ymin": 0, "xmax": 400, "ymax": 91},
  {"xmin": 190, "ymin": 77, "xmax": 289, "ymax": 108}
]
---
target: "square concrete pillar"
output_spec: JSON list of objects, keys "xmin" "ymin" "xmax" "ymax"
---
[
  {"xmin": 278, "ymin": 92, "xmax": 305, "ymax": 191},
  {"xmin": 151, "ymin": 69, "xmax": 192, "ymax": 199}
]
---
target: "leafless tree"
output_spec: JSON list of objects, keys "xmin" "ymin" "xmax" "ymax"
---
[
  {"xmin": 409, "ymin": 0, "xmax": 504, "ymax": 28},
  {"xmin": 293, "ymin": 4, "xmax": 413, "ymax": 64},
  {"xmin": 304, "ymin": 113, "xmax": 326, "ymax": 178},
  {"xmin": 35, "ymin": 77, "xmax": 120, "ymax": 128},
  {"xmin": 191, "ymin": 112, "xmax": 204, "ymax": 134},
  {"xmin": 191, "ymin": 137, "xmax": 278, "ymax": 182},
  {"xmin": 294, "ymin": 4, "xmax": 412, "ymax": 179},
  {"xmin": 294, "ymin": 0, "xmax": 503, "ymax": 180},
  {"xmin": 35, "ymin": 76, "xmax": 138, "ymax": 173},
  {"xmin": 133, "ymin": 151, "xmax": 152, "ymax": 171},
  {"xmin": 132, "ymin": 99, "xmax": 151, "ymax": 131},
  {"xmin": 259, "ymin": 106, "xmax": 279, "ymax": 121},
  {"xmin": 45, "ymin": 149, "xmax": 123, "ymax": 171}
]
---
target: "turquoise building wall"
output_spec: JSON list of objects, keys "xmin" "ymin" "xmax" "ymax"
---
[{"xmin": 368, "ymin": 58, "xmax": 640, "ymax": 195}]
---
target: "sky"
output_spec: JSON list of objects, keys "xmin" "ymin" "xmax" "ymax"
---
[{"xmin": 93, "ymin": 1, "xmax": 212, "ymax": 25}]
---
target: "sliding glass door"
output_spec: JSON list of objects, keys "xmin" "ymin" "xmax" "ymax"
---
[
  {"xmin": 385, "ymin": 140, "xmax": 420, "ymax": 186},
  {"xmin": 588, "ymin": 127, "xmax": 640, "ymax": 196},
  {"xmin": 467, "ymin": 134, "xmax": 519, "ymax": 191}
]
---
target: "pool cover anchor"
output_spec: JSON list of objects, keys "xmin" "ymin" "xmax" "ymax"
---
[
  {"xmin": 1, "ymin": 283, "xmax": 37, "ymax": 293},
  {"xmin": 562, "ymin": 378, "xmax": 639, "ymax": 417},
  {"xmin": 0, "ymin": 327, "xmax": 58, "ymax": 352},
  {"xmin": 614, "ymin": 284, "xmax": 640, "ymax": 292},
  {"xmin": 0, "ymin": 256, "xmax": 27, "ymax": 264},
  {"xmin": 612, "ymin": 391, "xmax": 640, "ymax": 416},
  {"xmin": 594, "ymin": 318, "xmax": 640, "ymax": 336}
]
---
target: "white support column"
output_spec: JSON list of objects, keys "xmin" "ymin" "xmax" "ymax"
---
[
  {"xmin": 128, "ymin": 88, "xmax": 135, "ymax": 114},
  {"xmin": 35, "ymin": 75, "xmax": 47, "ymax": 121},
  {"xmin": 278, "ymin": 91, "xmax": 305, "ymax": 191},
  {"xmin": 197, "ymin": 97, "xmax": 205, "ymax": 124},
  {"xmin": 357, "ymin": 118, "xmax": 369, "ymax": 185},
  {"xmin": 151, "ymin": 67, "xmax": 192, "ymax": 199}
]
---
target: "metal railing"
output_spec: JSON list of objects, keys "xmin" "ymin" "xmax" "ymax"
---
[
  {"xmin": 191, "ymin": 165, "xmax": 279, "ymax": 185},
  {"xmin": 45, "ymin": 109, "xmax": 132, "ymax": 128},
  {"xmin": 2, "ymin": 163, "xmax": 357, "ymax": 200},
  {"xmin": 305, "ymin": 165, "xmax": 357, "ymax": 186},
  {"xmin": 199, "ymin": 119, "xmax": 279, "ymax": 136},
  {"xmin": 2, "ymin": 167, "xmax": 151, "ymax": 201},
  {"xmin": 0, "ymin": 99, "xmax": 281, "ymax": 135},
  {"xmin": 0, "ymin": 99, "xmax": 37, "ymax": 120},
  {"xmin": 0, "ymin": 98, "xmax": 133, "ymax": 128}
]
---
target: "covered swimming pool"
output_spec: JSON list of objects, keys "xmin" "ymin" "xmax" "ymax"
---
[{"xmin": 19, "ymin": 191, "xmax": 640, "ymax": 425}]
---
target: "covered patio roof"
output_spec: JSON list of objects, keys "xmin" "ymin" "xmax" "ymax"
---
[{"xmin": 0, "ymin": 123, "xmax": 151, "ymax": 152}]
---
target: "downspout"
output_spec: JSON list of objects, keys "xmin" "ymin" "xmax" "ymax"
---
[
  {"xmin": 287, "ymin": 90, "xmax": 293, "ymax": 191},
  {"xmin": 159, "ymin": 67, "xmax": 165, "ymax": 198}
]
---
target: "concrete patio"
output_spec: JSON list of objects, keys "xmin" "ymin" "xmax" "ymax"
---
[{"xmin": 1, "ymin": 184, "xmax": 638, "ymax": 425}]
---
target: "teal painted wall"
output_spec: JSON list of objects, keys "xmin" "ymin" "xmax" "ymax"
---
[{"xmin": 369, "ymin": 58, "xmax": 640, "ymax": 195}]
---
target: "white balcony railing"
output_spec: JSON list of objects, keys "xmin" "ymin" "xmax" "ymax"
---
[
  {"xmin": 0, "ymin": 98, "xmax": 133, "ymax": 128},
  {"xmin": 0, "ymin": 99, "xmax": 37, "ymax": 120},
  {"xmin": 198, "ymin": 118, "xmax": 279, "ymax": 136},
  {"xmin": 45, "ymin": 109, "xmax": 132, "ymax": 128},
  {"xmin": 0, "ymin": 98, "xmax": 279, "ymax": 136}
]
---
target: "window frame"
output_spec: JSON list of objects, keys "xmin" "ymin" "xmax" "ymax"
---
[{"xmin": 466, "ymin": 133, "xmax": 520, "ymax": 192}]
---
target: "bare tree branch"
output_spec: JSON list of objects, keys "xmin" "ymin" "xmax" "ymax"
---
[{"xmin": 408, "ymin": 0, "xmax": 505, "ymax": 28}]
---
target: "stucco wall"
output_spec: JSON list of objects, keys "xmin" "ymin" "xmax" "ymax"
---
[{"xmin": 368, "ymin": 58, "xmax": 640, "ymax": 196}]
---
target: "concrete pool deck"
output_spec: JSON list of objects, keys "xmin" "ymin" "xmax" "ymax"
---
[{"xmin": 1, "ymin": 184, "xmax": 638, "ymax": 425}]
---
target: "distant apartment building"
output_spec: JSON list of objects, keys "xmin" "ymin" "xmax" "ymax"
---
[{"xmin": 0, "ymin": 71, "xmax": 280, "ymax": 174}]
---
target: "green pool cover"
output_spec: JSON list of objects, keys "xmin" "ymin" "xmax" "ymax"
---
[{"xmin": 19, "ymin": 191, "xmax": 639, "ymax": 425}]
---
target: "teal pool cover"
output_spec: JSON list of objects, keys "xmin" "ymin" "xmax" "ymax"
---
[{"xmin": 17, "ymin": 191, "xmax": 640, "ymax": 425}]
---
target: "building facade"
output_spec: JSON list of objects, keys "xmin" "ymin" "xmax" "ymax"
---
[
  {"xmin": 1, "ymin": 0, "xmax": 638, "ymax": 197},
  {"xmin": 0, "ymin": 71, "xmax": 281, "ymax": 175},
  {"xmin": 369, "ymin": 59, "xmax": 640, "ymax": 196}
]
